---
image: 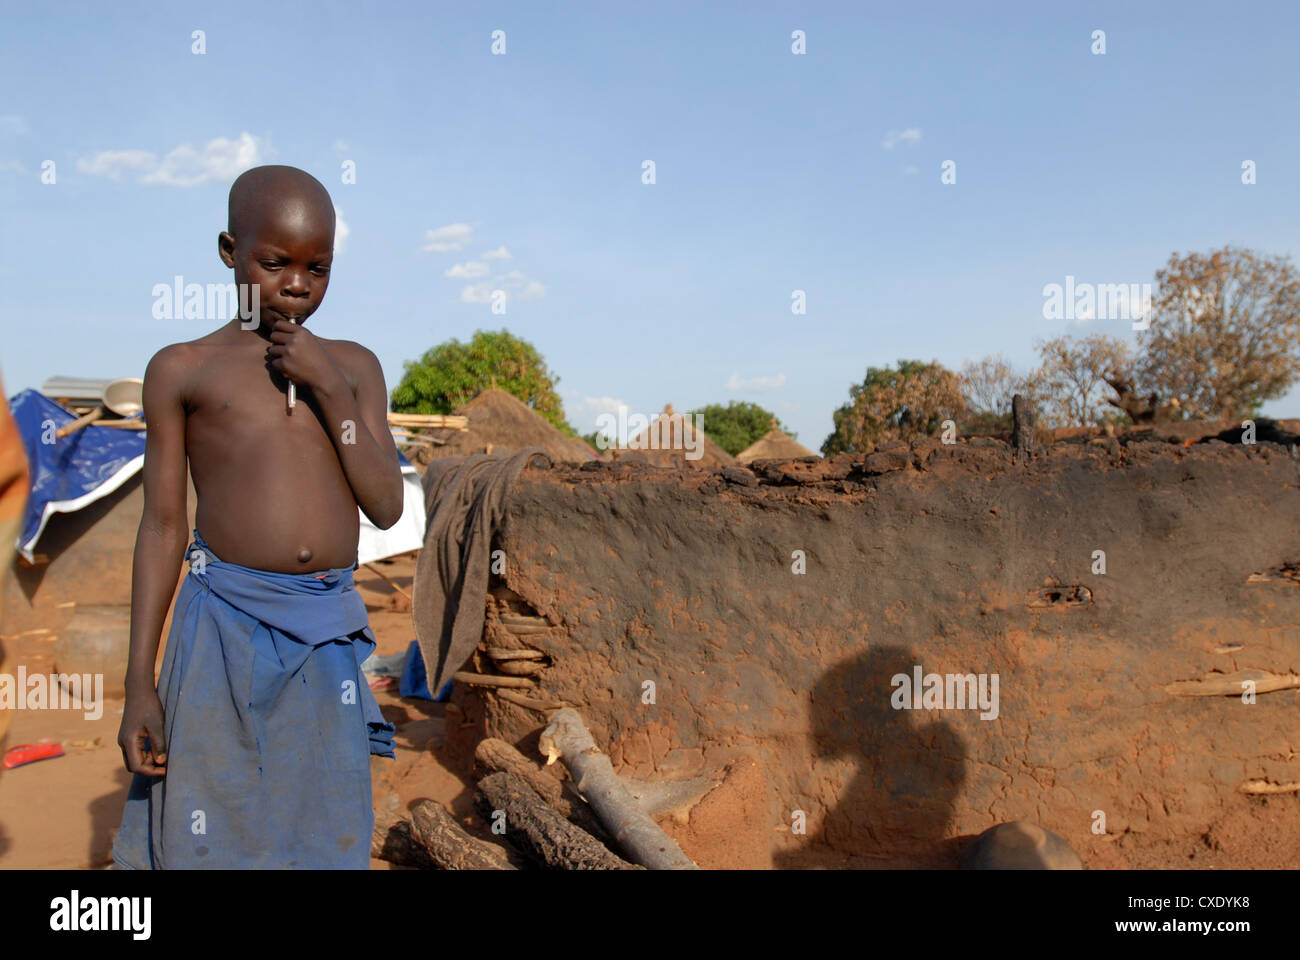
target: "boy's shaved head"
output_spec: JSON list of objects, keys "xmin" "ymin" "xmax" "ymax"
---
[
  {"xmin": 228, "ymin": 165, "xmax": 334, "ymax": 241},
  {"xmin": 218, "ymin": 164, "xmax": 337, "ymax": 332}
]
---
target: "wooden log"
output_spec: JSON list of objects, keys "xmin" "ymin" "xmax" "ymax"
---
[
  {"xmin": 454, "ymin": 671, "xmax": 535, "ymax": 689},
  {"xmin": 475, "ymin": 771, "xmax": 639, "ymax": 870},
  {"xmin": 474, "ymin": 738, "xmax": 616, "ymax": 846},
  {"xmin": 86, "ymin": 419, "xmax": 147, "ymax": 430},
  {"xmin": 386, "ymin": 413, "xmax": 469, "ymax": 430},
  {"xmin": 483, "ymin": 647, "xmax": 547, "ymax": 661},
  {"xmin": 498, "ymin": 613, "xmax": 551, "ymax": 635},
  {"xmin": 476, "ymin": 738, "xmax": 566, "ymax": 808},
  {"xmin": 371, "ymin": 809, "xmax": 439, "ymax": 869},
  {"xmin": 1240, "ymin": 779, "xmax": 1300, "ymax": 796},
  {"xmin": 407, "ymin": 799, "xmax": 520, "ymax": 870},
  {"xmin": 494, "ymin": 659, "xmax": 546, "ymax": 676},
  {"xmin": 1164, "ymin": 669, "xmax": 1300, "ymax": 697},
  {"xmin": 539, "ymin": 708, "xmax": 699, "ymax": 870},
  {"xmin": 1012, "ymin": 394, "xmax": 1037, "ymax": 462},
  {"xmin": 493, "ymin": 688, "xmax": 570, "ymax": 711}
]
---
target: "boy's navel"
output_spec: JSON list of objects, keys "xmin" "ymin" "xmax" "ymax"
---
[{"xmin": 297, "ymin": 548, "xmax": 312, "ymax": 564}]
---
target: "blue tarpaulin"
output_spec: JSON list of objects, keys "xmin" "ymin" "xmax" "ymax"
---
[
  {"xmin": 112, "ymin": 531, "xmax": 395, "ymax": 870},
  {"xmin": 8, "ymin": 387, "xmax": 423, "ymax": 565},
  {"xmin": 7, "ymin": 389, "xmax": 145, "ymax": 562}
]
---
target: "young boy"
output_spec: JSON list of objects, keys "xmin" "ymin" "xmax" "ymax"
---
[{"xmin": 113, "ymin": 165, "xmax": 405, "ymax": 869}]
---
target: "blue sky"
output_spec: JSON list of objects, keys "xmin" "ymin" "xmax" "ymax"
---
[{"xmin": 3, "ymin": 0, "xmax": 1298, "ymax": 448}]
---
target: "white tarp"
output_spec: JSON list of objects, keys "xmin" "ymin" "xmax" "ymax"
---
[{"xmin": 356, "ymin": 463, "xmax": 425, "ymax": 566}]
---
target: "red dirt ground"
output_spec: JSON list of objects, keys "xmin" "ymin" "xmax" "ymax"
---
[{"xmin": 0, "ymin": 554, "xmax": 476, "ymax": 870}]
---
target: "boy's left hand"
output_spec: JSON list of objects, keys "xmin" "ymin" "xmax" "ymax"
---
[{"xmin": 266, "ymin": 319, "xmax": 346, "ymax": 395}]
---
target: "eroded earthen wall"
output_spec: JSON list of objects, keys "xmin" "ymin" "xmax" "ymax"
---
[{"xmin": 455, "ymin": 437, "xmax": 1300, "ymax": 868}]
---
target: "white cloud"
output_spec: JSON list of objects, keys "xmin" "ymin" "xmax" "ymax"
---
[
  {"xmin": 576, "ymin": 395, "xmax": 626, "ymax": 427},
  {"xmin": 459, "ymin": 270, "xmax": 546, "ymax": 305},
  {"xmin": 76, "ymin": 132, "xmax": 264, "ymax": 187},
  {"xmin": 76, "ymin": 149, "xmax": 156, "ymax": 180},
  {"xmin": 0, "ymin": 159, "xmax": 27, "ymax": 175},
  {"xmin": 332, "ymin": 139, "xmax": 350, "ymax": 156},
  {"xmin": 883, "ymin": 128, "xmax": 922, "ymax": 150},
  {"xmin": 726, "ymin": 372, "xmax": 787, "ymax": 391},
  {"xmin": 334, "ymin": 207, "xmax": 349, "ymax": 254},
  {"xmin": 445, "ymin": 261, "xmax": 490, "ymax": 279},
  {"xmin": 571, "ymin": 396, "xmax": 631, "ymax": 443},
  {"xmin": 459, "ymin": 282, "xmax": 494, "ymax": 305},
  {"xmin": 422, "ymin": 223, "xmax": 473, "ymax": 253},
  {"xmin": 903, "ymin": 165, "xmax": 920, "ymax": 176},
  {"xmin": 482, "ymin": 245, "xmax": 511, "ymax": 261},
  {"xmin": 500, "ymin": 270, "xmax": 546, "ymax": 300}
]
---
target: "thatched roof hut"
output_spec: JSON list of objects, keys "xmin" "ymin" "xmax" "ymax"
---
[
  {"xmin": 736, "ymin": 420, "xmax": 817, "ymax": 463},
  {"xmin": 406, "ymin": 389, "xmax": 598, "ymax": 468},
  {"xmin": 610, "ymin": 404, "xmax": 735, "ymax": 468}
]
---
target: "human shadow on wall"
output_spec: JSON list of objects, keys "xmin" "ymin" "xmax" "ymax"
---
[{"xmin": 776, "ymin": 644, "xmax": 967, "ymax": 868}]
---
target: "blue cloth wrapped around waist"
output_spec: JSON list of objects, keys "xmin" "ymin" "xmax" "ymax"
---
[{"xmin": 112, "ymin": 532, "xmax": 395, "ymax": 870}]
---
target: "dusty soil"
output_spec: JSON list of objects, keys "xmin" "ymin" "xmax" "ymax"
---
[{"xmin": 0, "ymin": 554, "xmax": 478, "ymax": 870}]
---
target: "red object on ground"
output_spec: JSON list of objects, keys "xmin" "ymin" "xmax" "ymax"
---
[{"xmin": 3, "ymin": 742, "xmax": 65, "ymax": 769}]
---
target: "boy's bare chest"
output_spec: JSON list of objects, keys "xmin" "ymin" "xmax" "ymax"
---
[{"xmin": 184, "ymin": 349, "xmax": 342, "ymax": 462}]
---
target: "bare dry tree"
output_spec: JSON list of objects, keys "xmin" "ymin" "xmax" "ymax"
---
[
  {"xmin": 1031, "ymin": 334, "xmax": 1132, "ymax": 427},
  {"xmin": 960, "ymin": 354, "xmax": 1019, "ymax": 418}
]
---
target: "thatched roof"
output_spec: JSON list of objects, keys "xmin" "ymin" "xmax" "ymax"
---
[
  {"xmin": 610, "ymin": 404, "xmax": 735, "ymax": 468},
  {"xmin": 737, "ymin": 420, "xmax": 817, "ymax": 463},
  {"xmin": 406, "ymin": 389, "xmax": 598, "ymax": 468}
]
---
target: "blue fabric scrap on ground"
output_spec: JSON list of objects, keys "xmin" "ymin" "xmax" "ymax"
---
[
  {"xmin": 112, "ymin": 532, "xmax": 395, "ymax": 870},
  {"xmin": 397, "ymin": 639, "xmax": 453, "ymax": 701}
]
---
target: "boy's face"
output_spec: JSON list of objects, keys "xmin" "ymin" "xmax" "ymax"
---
[{"xmin": 220, "ymin": 200, "xmax": 334, "ymax": 329}]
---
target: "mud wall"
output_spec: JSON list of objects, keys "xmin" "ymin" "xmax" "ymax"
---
[{"xmin": 468, "ymin": 437, "xmax": 1300, "ymax": 868}]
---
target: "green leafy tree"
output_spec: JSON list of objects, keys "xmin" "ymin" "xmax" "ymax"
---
[
  {"xmin": 684, "ymin": 401, "xmax": 796, "ymax": 457},
  {"xmin": 390, "ymin": 329, "xmax": 574, "ymax": 434},
  {"xmin": 822, "ymin": 359, "xmax": 967, "ymax": 455}
]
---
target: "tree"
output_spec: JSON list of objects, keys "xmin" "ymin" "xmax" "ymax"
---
[
  {"xmin": 1031, "ymin": 334, "xmax": 1132, "ymax": 427},
  {"xmin": 390, "ymin": 329, "xmax": 574, "ymax": 433},
  {"xmin": 960, "ymin": 354, "xmax": 1020, "ymax": 419},
  {"xmin": 1136, "ymin": 247, "xmax": 1300, "ymax": 419},
  {"xmin": 683, "ymin": 401, "xmax": 796, "ymax": 457},
  {"xmin": 822, "ymin": 359, "xmax": 967, "ymax": 455},
  {"xmin": 959, "ymin": 353, "xmax": 1031, "ymax": 435}
]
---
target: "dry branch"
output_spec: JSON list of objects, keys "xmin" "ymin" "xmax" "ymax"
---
[
  {"xmin": 539, "ymin": 708, "xmax": 699, "ymax": 870},
  {"xmin": 475, "ymin": 737, "xmax": 612, "ymax": 843},
  {"xmin": 476, "ymin": 771, "xmax": 638, "ymax": 870},
  {"xmin": 371, "ymin": 809, "xmax": 439, "ymax": 869},
  {"xmin": 454, "ymin": 671, "xmax": 535, "ymax": 688},
  {"xmin": 408, "ymin": 799, "xmax": 519, "ymax": 870},
  {"xmin": 493, "ymin": 688, "xmax": 571, "ymax": 711}
]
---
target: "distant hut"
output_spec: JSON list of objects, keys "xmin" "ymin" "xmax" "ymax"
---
[
  {"xmin": 737, "ymin": 419, "xmax": 817, "ymax": 463},
  {"xmin": 406, "ymin": 388, "xmax": 598, "ymax": 468},
  {"xmin": 611, "ymin": 404, "xmax": 735, "ymax": 468}
]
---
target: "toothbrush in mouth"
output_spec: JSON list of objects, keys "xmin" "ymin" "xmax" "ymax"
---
[{"xmin": 287, "ymin": 318, "xmax": 297, "ymax": 410}]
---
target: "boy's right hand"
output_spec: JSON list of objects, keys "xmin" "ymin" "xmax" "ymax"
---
[{"xmin": 118, "ymin": 686, "xmax": 168, "ymax": 776}]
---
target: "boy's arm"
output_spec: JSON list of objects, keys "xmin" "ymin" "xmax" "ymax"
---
[
  {"xmin": 118, "ymin": 347, "xmax": 190, "ymax": 775},
  {"xmin": 267, "ymin": 320, "xmax": 404, "ymax": 529}
]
